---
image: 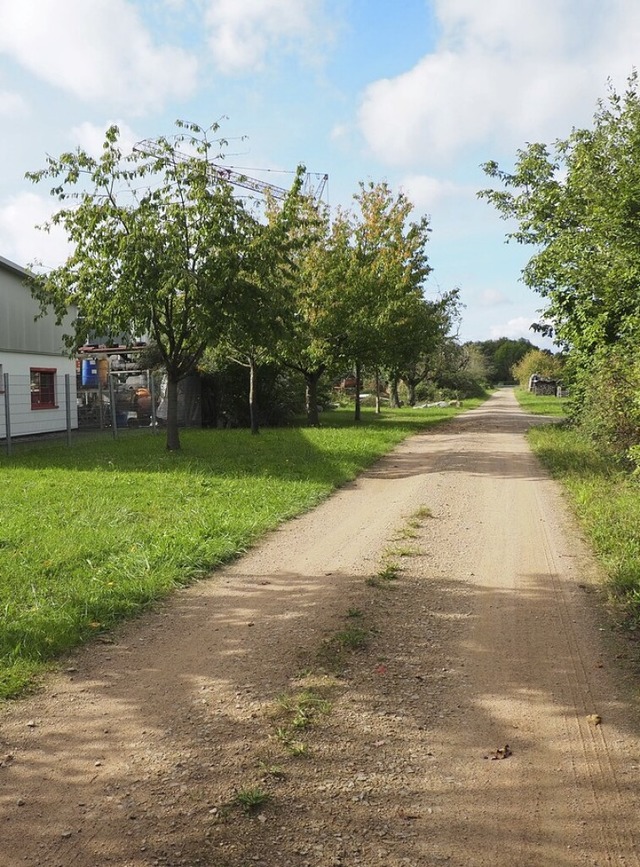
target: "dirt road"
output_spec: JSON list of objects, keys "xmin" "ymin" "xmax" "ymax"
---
[{"xmin": 2, "ymin": 389, "xmax": 639, "ymax": 866}]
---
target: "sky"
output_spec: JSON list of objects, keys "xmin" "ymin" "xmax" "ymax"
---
[{"xmin": 2, "ymin": 0, "xmax": 640, "ymax": 348}]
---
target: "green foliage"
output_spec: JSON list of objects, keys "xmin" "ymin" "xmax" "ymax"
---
[
  {"xmin": 198, "ymin": 356, "xmax": 306, "ymax": 428},
  {"xmin": 569, "ymin": 342, "xmax": 640, "ymax": 466},
  {"xmin": 511, "ymin": 349, "xmax": 565, "ymax": 388},
  {"xmin": 275, "ymin": 689, "xmax": 332, "ymax": 730},
  {"xmin": 396, "ymin": 293, "xmax": 463, "ymax": 404},
  {"xmin": 481, "ymin": 75, "xmax": 640, "ymax": 465},
  {"xmin": 30, "ymin": 118, "xmax": 459, "ymax": 435},
  {"xmin": 27, "ymin": 122, "xmax": 248, "ymax": 450},
  {"xmin": 345, "ymin": 181, "xmax": 434, "ymax": 378},
  {"xmin": 277, "ymin": 181, "xmax": 452, "ymax": 423},
  {"xmin": 413, "ymin": 506, "xmax": 433, "ymax": 519},
  {"xmin": 420, "ymin": 338, "xmax": 489, "ymax": 400},
  {"xmin": 27, "ymin": 122, "xmax": 307, "ymax": 449},
  {"xmin": 277, "ymin": 198, "xmax": 342, "ymax": 426},
  {"xmin": 215, "ymin": 166, "xmax": 309, "ymax": 434},
  {"xmin": 480, "ymin": 74, "xmax": 640, "ymax": 355},
  {"xmin": 464, "ymin": 338, "xmax": 537, "ymax": 385},
  {"xmin": 271, "ymin": 687, "xmax": 332, "ymax": 757},
  {"xmin": 376, "ymin": 563, "xmax": 401, "ymax": 581}
]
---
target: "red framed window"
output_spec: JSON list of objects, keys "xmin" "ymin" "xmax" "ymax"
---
[{"xmin": 30, "ymin": 368, "xmax": 57, "ymax": 409}]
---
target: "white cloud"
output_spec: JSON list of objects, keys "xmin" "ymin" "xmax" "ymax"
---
[
  {"xmin": 0, "ymin": 192, "xmax": 71, "ymax": 270},
  {"xmin": 0, "ymin": 0, "xmax": 198, "ymax": 112},
  {"xmin": 357, "ymin": 0, "xmax": 640, "ymax": 168},
  {"xmin": 204, "ymin": 0, "xmax": 328, "ymax": 74},
  {"xmin": 489, "ymin": 316, "xmax": 538, "ymax": 341},
  {"xmin": 399, "ymin": 174, "xmax": 469, "ymax": 210},
  {"xmin": 488, "ymin": 314, "xmax": 558, "ymax": 349}
]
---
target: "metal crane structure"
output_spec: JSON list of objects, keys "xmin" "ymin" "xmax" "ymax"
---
[{"xmin": 134, "ymin": 139, "xmax": 328, "ymax": 204}]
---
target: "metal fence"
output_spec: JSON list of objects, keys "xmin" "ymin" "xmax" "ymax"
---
[
  {"xmin": 76, "ymin": 367, "xmax": 160, "ymax": 432},
  {"xmin": 1, "ymin": 369, "xmax": 162, "ymax": 456}
]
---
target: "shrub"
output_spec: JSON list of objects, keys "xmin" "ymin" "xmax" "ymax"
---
[
  {"xmin": 571, "ymin": 342, "xmax": 640, "ymax": 466},
  {"xmin": 511, "ymin": 349, "xmax": 565, "ymax": 390}
]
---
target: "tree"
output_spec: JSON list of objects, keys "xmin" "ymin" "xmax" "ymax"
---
[
  {"xmin": 493, "ymin": 338, "xmax": 537, "ymax": 383},
  {"xmin": 465, "ymin": 338, "xmax": 536, "ymax": 385},
  {"xmin": 394, "ymin": 289, "xmax": 461, "ymax": 405},
  {"xmin": 214, "ymin": 170, "xmax": 306, "ymax": 434},
  {"xmin": 27, "ymin": 121, "xmax": 250, "ymax": 451},
  {"xmin": 461, "ymin": 343, "xmax": 491, "ymax": 386},
  {"xmin": 279, "ymin": 180, "xmax": 435, "ymax": 425},
  {"xmin": 479, "ymin": 74, "xmax": 640, "ymax": 355},
  {"xmin": 278, "ymin": 198, "xmax": 345, "ymax": 426},
  {"xmin": 511, "ymin": 349, "xmax": 565, "ymax": 389},
  {"xmin": 340, "ymin": 181, "xmax": 433, "ymax": 420}
]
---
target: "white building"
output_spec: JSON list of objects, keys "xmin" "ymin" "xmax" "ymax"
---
[{"xmin": 0, "ymin": 255, "xmax": 78, "ymax": 439}]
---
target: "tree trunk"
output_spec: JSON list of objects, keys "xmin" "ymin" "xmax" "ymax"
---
[
  {"xmin": 389, "ymin": 375, "xmax": 401, "ymax": 408},
  {"xmin": 165, "ymin": 375, "xmax": 181, "ymax": 451},
  {"xmin": 305, "ymin": 373, "xmax": 321, "ymax": 426},
  {"xmin": 408, "ymin": 381, "xmax": 417, "ymax": 407},
  {"xmin": 354, "ymin": 361, "xmax": 362, "ymax": 422},
  {"xmin": 374, "ymin": 368, "xmax": 381, "ymax": 415},
  {"xmin": 249, "ymin": 357, "xmax": 259, "ymax": 435}
]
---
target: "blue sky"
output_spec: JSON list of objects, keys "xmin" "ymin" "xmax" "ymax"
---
[{"xmin": 2, "ymin": 0, "xmax": 640, "ymax": 347}]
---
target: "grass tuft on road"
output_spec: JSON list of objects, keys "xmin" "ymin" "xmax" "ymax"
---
[{"xmin": 0, "ymin": 403, "xmax": 481, "ymax": 699}]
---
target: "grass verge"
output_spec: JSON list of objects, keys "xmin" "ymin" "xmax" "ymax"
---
[
  {"xmin": 0, "ymin": 402, "xmax": 481, "ymax": 699},
  {"xmin": 528, "ymin": 423, "xmax": 640, "ymax": 629},
  {"xmin": 514, "ymin": 387, "xmax": 568, "ymax": 417}
]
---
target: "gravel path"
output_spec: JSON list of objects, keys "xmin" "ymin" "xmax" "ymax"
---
[{"xmin": 1, "ymin": 389, "xmax": 640, "ymax": 866}]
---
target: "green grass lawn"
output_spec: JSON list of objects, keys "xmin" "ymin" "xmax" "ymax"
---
[
  {"xmin": 0, "ymin": 402, "xmax": 482, "ymax": 698},
  {"xmin": 514, "ymin": 387, "xmax": 568, "ymax": 417}
]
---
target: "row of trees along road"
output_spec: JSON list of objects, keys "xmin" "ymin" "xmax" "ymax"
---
[
  {"xmin": 479, "ymin": 74, "xmax": 640, "ymax": 468},
  {"xmin": 27, "ymin": 121, "xmax": 459, "ymax": 450}
]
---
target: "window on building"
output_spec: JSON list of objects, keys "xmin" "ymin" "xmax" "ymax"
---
[{"xmin": 30, "ymin": 368, "xmax": 57, "ymax": 409}]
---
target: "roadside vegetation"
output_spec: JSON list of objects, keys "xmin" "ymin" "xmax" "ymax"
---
[
  {"xmin": 514, "ymin": 387, "xmax": 568, "ymax": 417},
  {"xmin": 515, "ymin": 390, "xmax": 640, "ymax": 633},
  {"xmin": 482, "ymin": 73, "xmax": 640, "ymax": 478},
  {"xmin": 484, "ymin": 74, "xmax": 640, "ymax": 635},
  {"xmin": 0, "ymin": 402, "xmax": 481, "ymax": 700}
]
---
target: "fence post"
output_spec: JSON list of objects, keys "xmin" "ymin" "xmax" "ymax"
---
[
  {"xmin": 3, "ymin": 373, "xmax": 11, "ymax": 457},
  {"xmin": 98, "ymin": 381, "xmax": 105, "ymax": 429},
  {"xmin": 65, "ymin": 374, "xmax": 72, "ymax": 447},
  {"xmin": 108, "ymin": 374, "xmax": 118, "ymax": 439},
  {"xmin": 150, "ymin": 370, "xmax": 157, "ymax": 434}
]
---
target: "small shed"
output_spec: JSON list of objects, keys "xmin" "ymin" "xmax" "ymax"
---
[{"xmin": 0, "ymin": 255, "xmax": 78, "ymax": 439}]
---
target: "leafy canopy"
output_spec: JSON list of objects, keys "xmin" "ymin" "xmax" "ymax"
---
[{"xmin": 479, "ymin": 73, "xmax": 640, "ymax": 354}]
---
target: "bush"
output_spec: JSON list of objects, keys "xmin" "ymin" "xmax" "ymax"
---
[
  {"xmin": 200, "ymin": 363, "xmax": 307, "ymax": 428},
  {"xmin": 511, "ymin": 349, "xmax": 565, "ymax": 389},
  {"xmin": 572, "ymin": 343, "xmax": 640, "ymax": 467}
]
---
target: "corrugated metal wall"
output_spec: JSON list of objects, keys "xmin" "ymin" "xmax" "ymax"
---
[{"xmin": 0, "ymin": 257, "xmax": 76, "ymax": 356}]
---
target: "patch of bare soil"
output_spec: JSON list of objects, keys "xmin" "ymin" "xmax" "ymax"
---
[{"xmin": 2, "ymin": 389, "xmax": 640, "ymax": 867}]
